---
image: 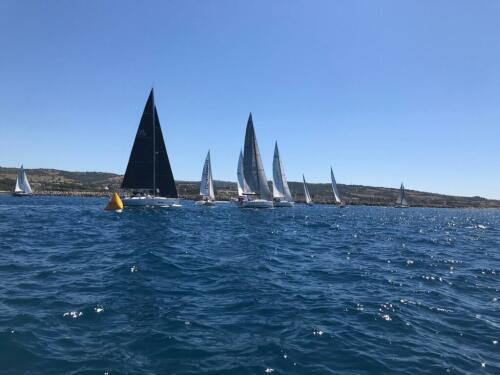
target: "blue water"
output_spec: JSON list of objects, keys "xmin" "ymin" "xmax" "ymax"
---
[{"xmin": 0, "ymin": 196, "xmax": 498, "ymax": 374}]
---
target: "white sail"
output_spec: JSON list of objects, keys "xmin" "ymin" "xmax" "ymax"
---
[
  {"xmin": 330, "ymin": 167, "xmax": 341, "ymax": 204},
  {"xmin": 396, "ymin": 183, "xmax": 408, "ymax": 206},
  {"xmin": 303, "ymin": 174, "xmax": 312, "ymax": 204},
  {"xmin": 15, "ymin": 165, "xmax": 33, "ymax": 194},
  {"xmin": 272, "ymin": 142, "xmax": 293, "ymax": 201},
  {"xmin": 237, "ymin": 150, "xmax": 250, "ymax": 197},
  {"xmin": 200, "ymin": 151, "xmax": 215, "ymax": 200},
  {"xmin": 14, "ymin": 172, "xmax": 22, "ymax": 192}
]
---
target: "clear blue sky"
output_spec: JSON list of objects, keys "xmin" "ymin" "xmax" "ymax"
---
[{"xmin": 1, "ymin": 0, "xmax": 499, "ymax": 199}]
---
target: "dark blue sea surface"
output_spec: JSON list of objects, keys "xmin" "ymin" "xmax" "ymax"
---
[{"xmin": 0, "ymin": 196, "xmax": 498, "ymax": 374}]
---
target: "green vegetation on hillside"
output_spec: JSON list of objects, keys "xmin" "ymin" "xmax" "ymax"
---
[{"xmin": 1, "ymin": 166, "xmax": 498, "ymax": 208}]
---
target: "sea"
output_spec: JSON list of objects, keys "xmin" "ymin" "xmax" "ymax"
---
[{"xmin": 0, "ymin": 196, "xmax": 498, "ymax": 375}]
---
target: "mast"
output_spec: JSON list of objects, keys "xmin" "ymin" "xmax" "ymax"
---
[
  {"xmin": 152, "ymin": 88, "xmax": 156, "ymax": 197},
  {"xmin": 208, "ymin": 151, "xmax": 215, "ymax": 200},
  {"xmin": 252, "ymin": 115, "xmax": 260, "ymax": 195},
  {"xmin": 242, "ymin": 113, "xmax": 271, "ymax": 200},
  {"xmin": 122, "ymin": 89, "xmax": 178, "ymax": 198}
]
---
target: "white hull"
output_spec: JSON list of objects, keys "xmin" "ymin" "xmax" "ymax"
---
[
  {"xmin": 395, "ymin": 204, "xmax": 409, "ymax": 208},
  {"xmin": 122, "ymin": 196, "xmax": 181, "ymax": 207},
  {"xmin": 241, "ymin": 199, "xmax": 274, "ymax": 209},
  {"xmin": 273, "ymin": 200, "xmax": 294, "ymax": 207}
]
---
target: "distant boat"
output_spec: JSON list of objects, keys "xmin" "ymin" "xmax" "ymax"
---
[
  {"xmin": 121, "ymin": 89, "xmax": 180, "ymax": 207},
  {"xmin": 395, "ymin": 183, "xmax": 409, "ymax": 208},
  {"xmin": 196, "ymin": 150, "xmax": 215, "ymax": 206},
  {"xmin": 303, "ymin": 174, "xmax": 313, "ymax": 206},
  {"xmin": 13, "ymin": 165, "xmax": 33, "ymax": 196},
  {"xmin": 240, "ymin": 113, "xmax": 273, "ymax": 208},
  {"xmin": 330, "ymin": 166, "xmax": 344, "ymax": 206},
  {"xmin": 272, "ymin": 142, "xmax": 294, "ymax": 207}
]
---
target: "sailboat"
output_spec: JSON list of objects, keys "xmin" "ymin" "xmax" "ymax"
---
[
  {"xmin": 395, "ymin": 183, "xmax": 409, "ymax": 208},
  {"xmin": 303, "ymin": 174, "xmax": 313, "ymax": 206},
  {"xmin": 196, "ymin": 150, "xmax": 215, "ymax": 206},
  {"xmin": 330, "ymin": 166, "xmax": 344, "ymax": 206},
  {"xmin": 13, "ymin": 165, "xmax": 33, "ymax": 196},
  {"xmin": 272, "ymin": 142, "xmax": 294, "ymax": 207},
  {"xmin": 121, "ymin": 89, "xmax": 180, "ymax": 207},
  {"xmin": 240, "ymin": 113, "xmax": 273, "ymax": 208}
]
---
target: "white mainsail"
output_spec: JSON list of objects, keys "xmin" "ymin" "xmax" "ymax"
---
[
  {"xmin": 303, "ymin": 174, "xmax": 312, "ymax": 204},
  {"xmin": 15, "ymin": 165, "xmax": 33, "ymax": 194},
  {"xmin": 200, "ymin": 150, "xmax": 215, "ymax": 201},
  {"xmin": 272, "ymin": 142, "xmax": 293, "ymax": 202},
  {"xmin": 330, "ymin": 167, "xmax": 341, "ymax": 204},
  {"xmin": 396, "ymin": 183, "xmax": 408, "ymax": 206}
]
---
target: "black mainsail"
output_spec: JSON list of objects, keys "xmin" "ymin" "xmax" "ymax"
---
[
  {"xmin": 121, "ymin": 89, "xmax": 178, "ymax": 198},
  {"xmin": 243, "ymin": 113, "xmax": 272, "ymax": 201}
]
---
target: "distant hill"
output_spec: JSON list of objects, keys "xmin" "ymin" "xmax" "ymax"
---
[{"xmin": 1, "ymin": 166, "xmax": 499, "ymax": 208}]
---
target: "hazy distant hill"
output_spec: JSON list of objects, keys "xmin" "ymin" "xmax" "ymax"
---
[{"xmin": 1, "ymin": 166, "xmax": 498, "ymax": 208}]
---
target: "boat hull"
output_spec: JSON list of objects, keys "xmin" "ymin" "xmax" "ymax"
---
[
  {"xmin": 273, "ymin": 200, "xmax": 295, "ymax": 207},
  {"xmin": 395, "ymin": 205, "xmax": 409, "ymax": 208},
  {"xmin": 241, "ymin": 199, "xmax": 273, "ymax": 209},
  {"xmin": 13, "ymin": 192, "xmax": 33, "ymax": 197},
  {"xmin": 122, "ymin": 197, "xmax": 181, "ymax": 207}
]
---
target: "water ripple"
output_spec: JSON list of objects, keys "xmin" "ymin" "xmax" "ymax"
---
[{"xmin": 0, "ymin": 196, "xmax": 499, "ymax": 374}]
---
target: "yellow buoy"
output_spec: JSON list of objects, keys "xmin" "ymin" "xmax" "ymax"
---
[{"xmin": 105, "ymin": 192, "xmax": 124, "ymax": 211}]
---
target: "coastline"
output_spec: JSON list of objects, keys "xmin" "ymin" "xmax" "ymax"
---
[
  {"xmin": 3, "ymin": 190, "xmax": 499, "ymax": 209},
  {"xmin": 1, "ymin": 167, "xmax": 498, "ymax": 209}
]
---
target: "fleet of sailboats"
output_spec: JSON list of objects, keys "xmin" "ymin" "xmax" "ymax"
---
[
  {"xmin": 7, "ymin": 90, "xmax": 411, "ymax": 209},
  {"xmin": 196, "ymin": 150, "xmax": 215, "ymax": 205},
  {"xmin": 13, "ymin": 165, "xmax": 33, "ymax": 196}
]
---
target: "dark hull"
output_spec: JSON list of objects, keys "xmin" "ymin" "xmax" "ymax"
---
[{"xmin": 13, "ymin": 192, "xmax": 33, "ymax": 197}]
